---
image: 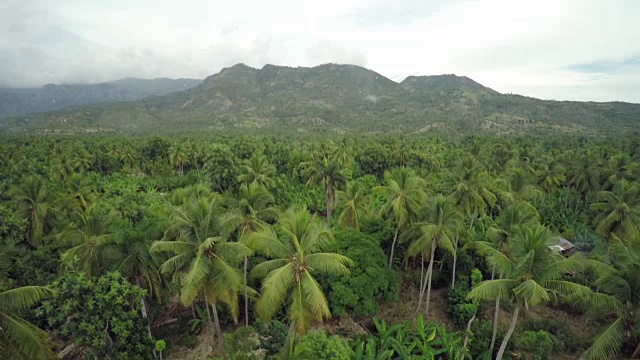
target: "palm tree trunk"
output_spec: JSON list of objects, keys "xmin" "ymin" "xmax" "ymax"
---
[
  {"xmin": 137, "ymin": 278, "xmax": 157, "ymax": 358},
  {"xmin": 496, "ymin": 303, "xmax": 520, "ymax": 360},
  {"xmin": 326, "ymin": 185, "xmax": 332, "ymax": 227},
  {"xmin": 211, "ymin": 304, "xmax": 224, "ymax": 348},
  {"xmin": 388, "ymin": 224, "xmax": 400, "ymax": 268},
  {"xmin": 424, "ymin": 238, "xmax": 437, "ymax": 318},
  {"xmin": 451, "ymin": 237, "xmax": 458, "ymax": 287},
  {"xmin": 490, "ymin": 295, "xmax": 500, "ymax": 354},
  {"xmin": 244, "ymin": 256, "xmax": 249, "ymax": 326},
  {"xmin": 204, "ymin": 299, "xmax": 214, "ymax": 332},
  {"xmin": 461, "ymin": 313, "xmax": 477, "ymax": 360},
  {"xmin": 415, "ymin": 252, "xmax": 426, "ymax": 314}
]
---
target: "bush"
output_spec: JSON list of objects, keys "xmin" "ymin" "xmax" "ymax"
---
[
  {"xmin": 39, "ymin": 269, "xmax": 154, "ymax": 359},
  {"xmin": 513, "ymin": 330, "xmax": 562, "ymax": 360},
  {"xmin": 223, "ymin": 326, "xmax": 263, "ymax": 360},
  {"xmin": 323, "ymin": 230, "xmax": 399, "ymax": 318},
  {"xmin": 294, "ymin": 330, "xmax": 352, "ymax": 360},
  {"xmin": 469, "ymin": 320, "xmax": 493, "ymax": 359},
  {"xmin": 446, "ymin": 269, "xmax": 482, "ymax": 328},
  {"xmin": 522, "ymin": 318, "xmax": 572, "ymax": 351},
  {"xmin": 253, "ymin": 319, "xmax": 288, "ymax": 358}
]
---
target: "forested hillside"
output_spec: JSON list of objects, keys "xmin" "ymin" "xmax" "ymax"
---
[
  {"xmin": 0, "ymin": 77, "xmax": 202, "ymax": 118},
  {"xmin": 2, "ymin": 63, "xmax": 639, "ymax": 135},
  {"xmin": 2, "ymin": 133, "xmax": 640, "ymax": 360}
]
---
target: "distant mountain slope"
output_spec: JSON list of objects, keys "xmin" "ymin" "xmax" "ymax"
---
[
  {"xmin": 0, "ymin": 77, "xmax": 202, "ymax": 118},
  {"xmin": 1, "ymin": 63, "xmax": 638, "ymax": 135}
]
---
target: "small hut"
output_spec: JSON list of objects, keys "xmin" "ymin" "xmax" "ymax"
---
[{"xmin": 548, "ymin": 237, "xmax": 576, "ymax": 257}]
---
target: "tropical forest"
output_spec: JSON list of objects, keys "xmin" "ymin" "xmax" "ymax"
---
[{"xmin": 2, "ymin": 123, "xmax": 640, "ymax": 360}]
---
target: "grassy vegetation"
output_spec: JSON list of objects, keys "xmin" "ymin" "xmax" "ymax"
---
[{"xmin": 1, "ymin": 133, "xmax": 639, "ymax": 359}]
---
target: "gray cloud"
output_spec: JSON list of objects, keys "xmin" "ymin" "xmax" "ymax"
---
[
  {"xmin": 565, "ymin": 56, "xmax": 640, "ymax": 74},
  {"xmin": 0, "ymin": 0, "xmax": 639, "ymax": 103}
]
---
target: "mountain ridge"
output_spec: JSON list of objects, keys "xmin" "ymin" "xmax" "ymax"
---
[
  {"xmin": 0, "ymin": 77, "xmax": 202, "ymax": 118},
  {"xmin": 1, "ymin": 63, "xmax": 639, "ymax": 135}
]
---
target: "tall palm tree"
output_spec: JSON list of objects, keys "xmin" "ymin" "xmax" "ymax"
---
[
  {"xmin": 580, "ymin": 235, "xmax": 640, "ymax": 359},
  {"xmin": 9, "ymin": 177, "xmax": 50, "ymax": 248},
  {"xmin": 62, "ymin": 207, "xmax": 118, "ymax": 277},
  {"xmin": 0, "ymin": 285, "xmax": 53, "ymax": 359},
  {"xmin": 58, "ymin": 174, "xmax": 96, "ymax": 214},
  {"xmin": 567, "ymin": 155, "xmax": 601, "ymax": 208},
  {"xmin": 169, "ymin": 146, "xmax": 189, "ymax": 175},
  {"xmin": 335, "ymin": 182, "xmax": 371, "ymax": 230},
  {"xmin": 152, "ymin": 193, "xmax": 251, "ymax": 346},
  {"xmin": 50, "ymin": 157, "xmax": 74, "ymax": 183},
  {"xmin": 591, "ymin": 180, "xmax": 640, "ymax": 243},
  {"xmin": 467, "ymin": 224, "xmax": 587, "ymax": 360},
  {"xmin": 115, "ymin": 219, "xmax": 164, "ymax": 351},
  {"xmin": 248, "ymin": 208, "xmax": 352, "ymax": 333},
  {"xmin": 403, "ymin": 196, "xmax": 462, "ymax": 317},
  {"xmin": 535, "ymin": 162, "xmax": 566, "ymax": 195},
  {"xmin": 301, "ymin": 155, "xmax": 347, "ymax": 227},
  {"xmin": 0, "ymin": 249, "xmax": 52, "ymax": 360},
  {"xmin": 220, "ymin": 183, "xmax": 278, "ymax": 326},
  {"xmin": 498, "ymin": 168, "xmax": 542, "ymax": 204},
  {"xmin": 376, "ymin": 167, "xmax": 427, "ymax": 268},
  {"xmin": 238, "ymin": 153, "xmax": 276, "ymax": 189},
  {"xmin": 483, "ymin": 201, "xmax": 539, "ymax": 353},
  {"xmin": 448, "ymin": 158, "xmax": 497, "ymax": 225}
]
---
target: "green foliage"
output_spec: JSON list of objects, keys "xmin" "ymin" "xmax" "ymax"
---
[
  {"xmin": 222, "ymin": 326, "xmax": 263, "ymax": 360},
  {"xmin": 323, "ymin": 230, "xmax": 398, "ymax": 318},
  {"xmin": 253, "ymin": 319, "xmax": 288, "ymax": 358},
  {"xmin": 446, "ymin": 269, "xmax": 482, "ymax": 327},
  {"xmin": 353, "ymin": 316, "xmax": 469, "ymax": 359},
  {"xmin": 294, "ymin": 330, "xmax": 352, "ymax": 360},
  {"xmin": 40, "ymin": 269, "xmax": 154, "ymax": 359},
  {"xmin": 513, "ymin": 330, "xmax": 562, "ymax": 360}
]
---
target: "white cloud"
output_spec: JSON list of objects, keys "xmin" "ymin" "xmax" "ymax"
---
[{"xmin": 0, "ymin": 0, "xmax": 639, "ymax": 102}]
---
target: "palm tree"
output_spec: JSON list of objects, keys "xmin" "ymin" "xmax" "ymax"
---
[
  {"xmin": 238, "ymin": 153, "xmax": 276, "ymax": 189},
  {"xmin": 301, "ymin": 155, "xmax": 347, "ymax": 227},
  {"xmin": 580, "ymin": 235, "xmax": 640, "ymax": 359},
  {"xmin": 535, "ymin": 162, "xmax": 566, "ymax": 195},
  {"xmin": 115, "ymin": 219, "xmax": 164, "ymax": 351},
  {"xmin": 591, "ymin": 180, "xmax": 640, "ymax": 243},
  {"xmin": 376, "ymin": 167, "xmax": 427, "ymax": 268},
  {"xmin": 0, "ymin": 250, "xmax": 52, "ymax": 359},
  {"xmin": 483, "ymin": 201, "xmax": 539, "ymax": 353},
  {"xmin": 50, "ymin": 157, "xmax": 74, "ymax": 182},
  {"xmin": 0, "ymin": 285, "xmax": 53, "ymax": 359},
  {"xmin": 59, "ymin": 174, "xmax": 96, "ymax": 214},
  {"xmin": 498, "ymin": 168, "xmax": 542, "ymax": 204},
  {"xmin": 169, "ymin": 146, "xmax": 189, "ymax": 175},
  {"xmin": 248, "ymin": 208, "xmax": 352, "ymax": 333},
  {"xmin": 62, "ymin": 207, "xmax": 118, "ymax": 277},
  {"xmin": 403, "ymin": 196, "xmax": 462, "ymax": 317},
  {"xmin": 152, "ymin": 192, "xmax": 251, "ymax": 346},
  {"xmin": 467, "ymin": 224, "xmax": 588, "ymax": 360},
  {"xmin": 335, "ymin": 182, "xmax": 371, "ymax": 230},
  {"xmin": 567, "ymin": 155, "xmax": 600, "ymax": 208},
  {"xmin": 448, "ymin": 158, "xmax": 497, "ymax": 225},
  {"xmin": 9, "ymin": 177, "xmax": 50, "ymax": 248},
  {"xmin": 220, "ymin": 183, "xmax": 278, "ymax": 326}
]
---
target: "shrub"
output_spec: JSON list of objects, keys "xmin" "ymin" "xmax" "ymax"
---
[
  {"xmin": 223, "ymin": 326, "xmax": 263, "ymax": 360},
  {"xmin": 39, "ymin": 270, "xmax": 154, "ymax": 359},
  {"xmin": 294, "ymin": 330, "xmax": 352, "ymax": 360},
  {"xmin": 513, "ymin": 330, "xmax": 562, "ymax": 360},
  {"xmin": 469, "ymin": 320, "xmax": 493, "ymax": 359},
  {"xmin": 253, "ymin": 319, "xmax": 288, "ymax": 358},
  {"xmin": 446, "ymin": 269, "xmax": 482, "ymax": 328},
  {"xmin": 323, "ymin": 230, "xmax": 399, "ymax": 318}
]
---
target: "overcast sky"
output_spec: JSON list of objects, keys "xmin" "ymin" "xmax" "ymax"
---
[{"xmin": 2, "ymin": 0, "xmax": 639, "ymax": 102}]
